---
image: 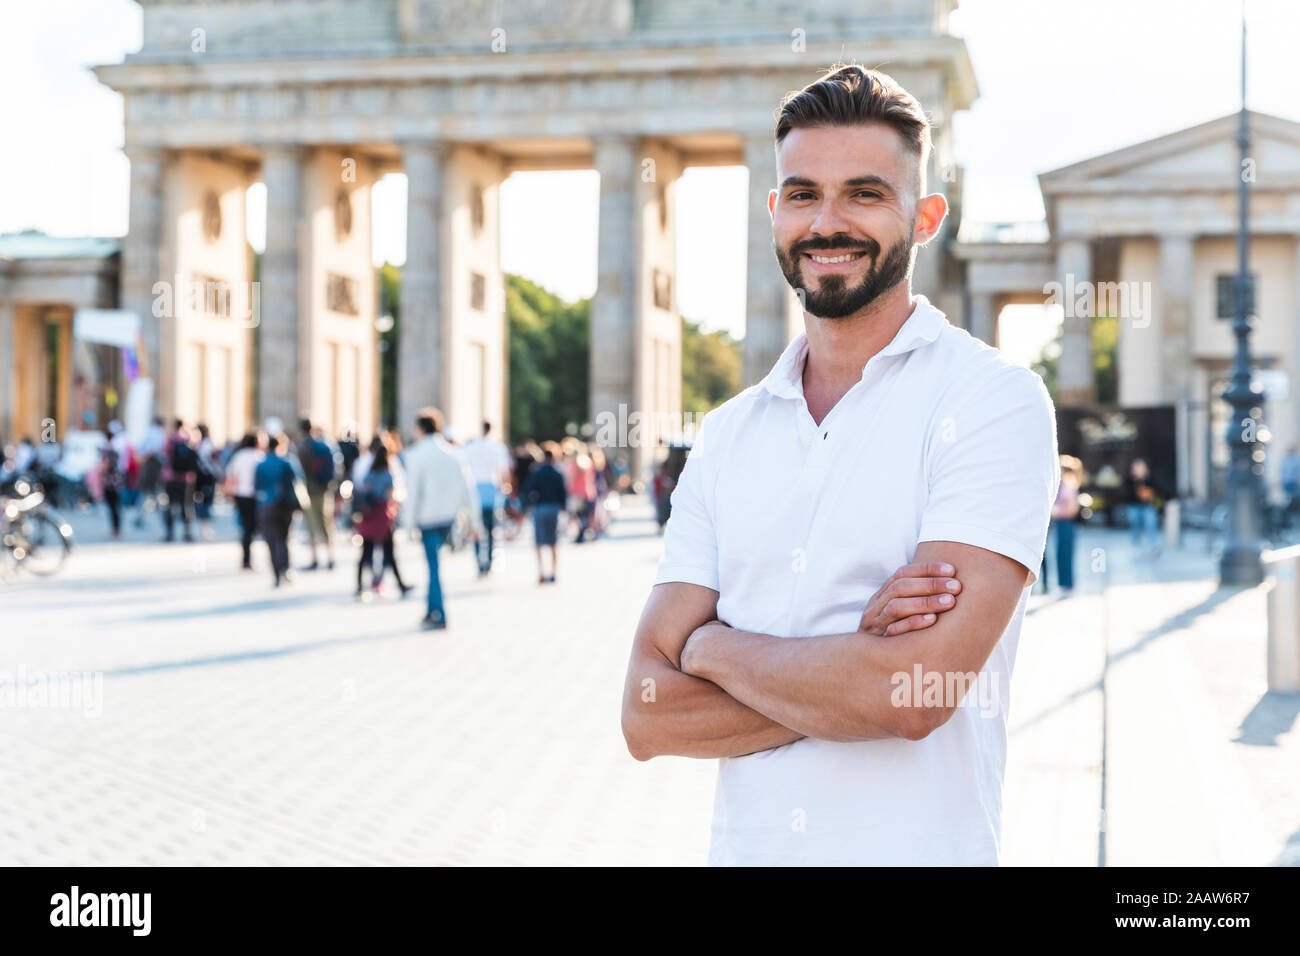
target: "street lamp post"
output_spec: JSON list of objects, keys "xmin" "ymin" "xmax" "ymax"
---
[{"xmin": 1219, "ymin": 7, "xmax": 1266, "ymax": 586}]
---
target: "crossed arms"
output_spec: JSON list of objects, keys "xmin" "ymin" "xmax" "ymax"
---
[{"xmin": 620, "ymin": 540, "xmax": 1031, "ymax": 761}]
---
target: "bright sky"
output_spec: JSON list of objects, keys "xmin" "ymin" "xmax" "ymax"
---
[{"xmin": 3, "ymin": 0, "xmax": 1298, "ymax": 358}]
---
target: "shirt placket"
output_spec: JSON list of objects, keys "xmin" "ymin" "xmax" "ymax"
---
[{"xmin": 783, "ymin": 357, "xmax": 890, "ymax": 635}]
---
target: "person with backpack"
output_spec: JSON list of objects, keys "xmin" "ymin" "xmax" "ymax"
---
[
  {"xmin": 254, "ymin": 433, "xmax": 307, "ymax": 587},
  {"xmin": 161, "ymin": 419, "xmax": 197, "ymax": 542},
  {"xmin": 295, "ymin": 418, "xmax": 340, "ymax": 571},
  {"xmin": 353, "ymin": 442, "xmax": 412, "ymax": 599}
]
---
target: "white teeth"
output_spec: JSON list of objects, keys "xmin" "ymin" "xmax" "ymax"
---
[{"xmin": 810, "ymin": 253, "xmax": 862, "ymax": 263}]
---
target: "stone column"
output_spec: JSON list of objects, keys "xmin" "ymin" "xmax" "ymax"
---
[
  {"xmin": 1157, "ymin": 234, "xmax": 1195, "ymax": 401},
  {"xmin": 1158, "ymin": 233, "xmax": 1195, "ymax": 496},
  {"xmin": 399, "ymin": 140, "xmax": 447, "ymax": 437},
  {"xmin": 122, "ymin": 147, "xmax": 165, "ymax": 407},
  {"xmin": 0, "ymin": 297, "xmax": 12, "ymax": 440},
  {"xmin": 589, "ymin": 135, "xmax": 638, "ymax": 437},
  {"xmin": 1055, "ymin": 238, "xmax": 1095, "ymax": 406},
  {"xmin": 967, "ymin": 291, "xmax": 996, "ymax": 346},
  {"xmin": 742, "ymin": 134, "xmax": 797, "ymax": 386},
  {"xmin": 259, "ymin": 144, "xmax": 304, "ymax": 427}
]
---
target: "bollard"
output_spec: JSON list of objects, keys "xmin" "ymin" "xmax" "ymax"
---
[
  {"xmin": 1263, "ymin": 544, "xmax": 1300, "ymax": 693},
  {"xmin": 1163, "ymin": 499, "xmax": 1181, "ymax": 550}
]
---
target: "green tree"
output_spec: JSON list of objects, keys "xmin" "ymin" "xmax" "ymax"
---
[
  {"xmin": 506, "ymin": 273, "xmax": 589, "ymax": 442},
  {"xmin": 681, "ymin": 318, "xmax": 741, "ymax": 415},
  {"xmin": 378, "ymin": 262, "xmax": 400, "ymax": 427}
]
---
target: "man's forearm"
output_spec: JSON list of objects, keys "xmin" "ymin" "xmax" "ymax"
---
[
  {"xmin": 623, "ymin": 654, "xmax": 804, "ymax": 760},
  {"xmin": 681, "ymin": 624, "xmax": 913, "ymax": 742}
]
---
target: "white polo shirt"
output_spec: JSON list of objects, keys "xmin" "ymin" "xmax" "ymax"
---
[{"xmin": 654, "ymin": 295, "xmax": 1060, "ymax": 866}]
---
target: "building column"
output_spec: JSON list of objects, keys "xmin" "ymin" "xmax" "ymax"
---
[
  {"xmin": 259, "ymin": 144, "xmax": 304, "ymax": 428},
  {"xmin": 589, "ymin": 135, "xmax": 638, "ymax": 441},
  {"xmin": 298, "ymin": 148, "xmax": 379, "ymax": 442},
  {"xmin": 1158, "ymin": 233, "xmax": 1195, "ymax": 496},
  {"xmin": 742, "ymin": 134, "xmax": 799, "ymax": 386},
  {"xmin": 1056, "ymin": 238, "xmax": 1095, "ymax": 406},
  {"xmin": 967, "ymin": 291, "xmax": 996, "ymax": 346},
  {"xmin": 632, "ymin": 138, "xmax": 683, "ymax": 479},
  {"xmin": 399, "ymin": 140, "xmax": 447, "ymax": 437},
  {"xmin": 122, "ymin": 146, "xmax": 165, "ymax": 414},
  {"xmin": 1157, "ymin": 233, "xmax": 1195, "ymax": 400}
]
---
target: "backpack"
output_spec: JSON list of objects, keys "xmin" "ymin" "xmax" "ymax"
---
[
  {"xmin": 354, "ymin": 471, "xmax": 396, "ymax": 540},
  {"xmin": 258, "ymin": 456, "xmax": 301, "ymax": 510},
  {"xmin": 169, "ymin": 438, "xmax": 199, "ymax": 474},
  {"xmin": 306, "ymin": 438, "xmax": 337, "ymax": 488}
]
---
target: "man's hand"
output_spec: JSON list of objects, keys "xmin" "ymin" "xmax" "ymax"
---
[{"xmin": 858, "ymin": 561, "xmax": 961, "ymax": 636}]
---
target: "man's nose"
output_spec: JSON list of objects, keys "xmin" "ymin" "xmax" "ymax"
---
[{"xmin": 808, "ymin": 197, "xmax": 853, "ymax": 238}]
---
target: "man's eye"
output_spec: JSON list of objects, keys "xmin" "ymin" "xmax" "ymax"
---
[
  {"xmin": 856, "ymin": 191, "xmax": 882, "ymax": 199},
  {"xmin": 789, "ymin": 191, "xmax": 815, "ymax": 200}
]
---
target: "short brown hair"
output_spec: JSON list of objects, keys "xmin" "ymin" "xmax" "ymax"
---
[
  {"xmin": 416, "ymin": 406, "xmax": 444, "ymax": 436},
  {"xmin": 775, "ymin": 63, "xmax": 931, "ymax": 190}
]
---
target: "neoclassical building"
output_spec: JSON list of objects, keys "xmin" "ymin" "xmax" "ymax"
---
[
  {"xmin": 956, "ymin": 111, "xmax": 1300, "ymax": 500},
  {"xmin": 37, "ymin": 0, "xmax": 970, "ymax": 468}
]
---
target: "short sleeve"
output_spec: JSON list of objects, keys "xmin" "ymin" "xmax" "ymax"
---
[
  {"xmin": 918, "ymin": 368, "xmax": 1060, "ymax": 585},
  {"xmin": 653, "ymin": 414, "xmax": 720, "ymax": 593}
]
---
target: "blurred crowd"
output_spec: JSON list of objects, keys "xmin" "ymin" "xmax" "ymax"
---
[{"xmin": 0, "ymin": 414, "xmax": 647, "ymax": 631}]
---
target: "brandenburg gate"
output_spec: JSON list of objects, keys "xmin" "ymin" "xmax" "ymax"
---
[{"xmin": 94, "ymin": 0, "xmax": 974, "ymax": 453}]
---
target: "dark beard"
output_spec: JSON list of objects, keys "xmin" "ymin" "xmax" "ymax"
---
[{"xmin": 776, "ymin": 231, "xmax": 914, "ymax": 319}]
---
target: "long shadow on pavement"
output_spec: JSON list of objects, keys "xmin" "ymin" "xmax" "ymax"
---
[
  {"xmin": 101, "ymin": 623, "xmax": 429, "ymax": 677},
  {"xmin": 1234, "ymin": 691, "xmax": 1300, "ymax": 747},
  {"xmin": 1010, "ymin": 584, "xmax": 1243, "ymax": 736}
]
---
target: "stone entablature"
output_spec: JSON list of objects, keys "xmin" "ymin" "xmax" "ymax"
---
[
  {"xmin": 97, "ymin": 37, "xmax": 974, "ymax": 153},
  {"xmin": 130, "ymin": 0, "xmax": 956, "ymax": 58}
]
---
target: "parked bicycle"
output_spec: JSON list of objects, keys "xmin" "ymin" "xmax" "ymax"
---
[{"xmin": 1, "ymin": 477, "xmax": 74, "ymax": 578}]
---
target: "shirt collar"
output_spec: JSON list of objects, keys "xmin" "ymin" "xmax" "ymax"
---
[{"xmin": 761, "ymin": 294, "xmax": 946, "ymax": 400}]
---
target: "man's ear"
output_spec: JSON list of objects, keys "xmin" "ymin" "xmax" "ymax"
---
[
  {"xmin": 766, "ymin": 187, "xmax": 777, "ymax": 218},
  {"xmin": 913, "ymin": 193, "xmax": 949, "ymax": 247}
]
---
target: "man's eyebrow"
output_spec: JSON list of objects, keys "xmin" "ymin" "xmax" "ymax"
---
[{"xmin": 779, "ymin": 174, "xmax": 898, "ymax": 194}]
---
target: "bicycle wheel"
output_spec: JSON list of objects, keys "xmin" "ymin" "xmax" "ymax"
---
[{"xmin": 15, "ymin": 511, "xmax": 72, "ymax": 576}]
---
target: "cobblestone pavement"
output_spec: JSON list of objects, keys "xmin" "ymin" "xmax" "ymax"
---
[{"xmin": 2, "ymin": 500, "xmax": 1295, "ymax": 865}]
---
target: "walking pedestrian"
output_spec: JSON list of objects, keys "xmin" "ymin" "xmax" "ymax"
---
[
  {"xmin": 193, "ymin": 423, "xmax": 220, "ymax": 540},
  {"xmin": 1123, "ymin": 458, "xmax": 1161, "ymax": 556},
  {"xmin": 337, "ymin": 429, "xmax": 361, "ymax": 531},
  {"xmin": 254, "ymin": 433, "xmax": 306, "ymax": 587},
  {"xmin": 295, "ymin": 418, "xmax": 340, "ymax": 571},
  {"xmin": 98, "ymin": 426, "xmax": 124, "ymax": 538},
  {"xmin": 521, "ymin": 442, "xmax": 567, "ymax": 584},
  {"xmin": 353, "ymin": 442, "xmax": 412, "ymax": 599},
  {"xmin": 134, "ymin": 416, "xmax": 166, "ymax": 527},
  {"xmin": 224, "ymin": 431, "xmax": 265, "ymax": 570},
  {"xmin": 403, "ymin": 408, "xmax": 483, "ymax": 630},
  {"xmin": 161, "ymin": 419, "xmax": 197, "ymax": 542},
  {"xmin": 462, "ymin": 420, "xmax": 511, "ymax": 575},
  {"xmin": 1052, "ymin": 455, "xmax": 1082, "ymax": 594},
  {"xmin": 570, "ymin": 445, "xmax": 599, "ymax": 543}
]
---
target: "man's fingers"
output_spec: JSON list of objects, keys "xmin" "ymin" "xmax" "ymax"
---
[
  {"xmin": 890, "ymin": 561, "xmax": 955, "ymax": 582},
  {"xmin": 884, "ymin": 594, "xmax": 957, "ymax": 621},
  {"xmin": 885, "ymin": 576, "xmax": 963, "ymax": 599},
  {"xmin": 885, "ymin": 613, "xmax": 938, "ymax": 636}
]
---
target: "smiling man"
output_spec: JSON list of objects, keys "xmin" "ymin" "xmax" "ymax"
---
[{"xmin": 621, "ymin": 64, "xmax": 1061, "ymax": 865}]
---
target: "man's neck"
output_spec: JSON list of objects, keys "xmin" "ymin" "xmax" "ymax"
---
[{"xmin": 800, "ymin": 283, "xmax": 915, "ymax": 423}]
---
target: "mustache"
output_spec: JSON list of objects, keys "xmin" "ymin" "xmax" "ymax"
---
[{"xmin": 789, "ymin": 236, "xmax": 881, "ymax": 258}]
